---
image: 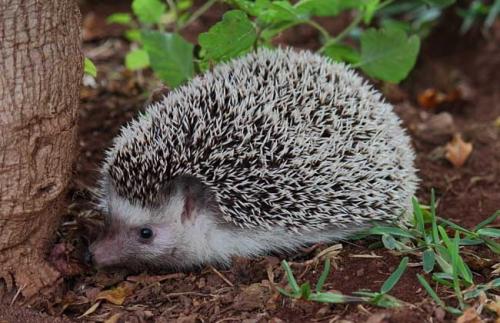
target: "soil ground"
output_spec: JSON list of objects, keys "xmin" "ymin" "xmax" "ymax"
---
[{"xmin": 1, "ymin": 1, "xmax": 499, "ymax": 322}]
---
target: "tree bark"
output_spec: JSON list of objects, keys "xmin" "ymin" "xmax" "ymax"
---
[{"xmin": 0, "ymin": 0, "xmax": 82, "ymax": 298}]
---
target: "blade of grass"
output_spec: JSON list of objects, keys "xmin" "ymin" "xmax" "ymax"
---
[
  {"xmin": 315, "ymin": 258, "xmax": 331, "ymax": 293},
  {"xmin": 423, "ymin": 249, "xmax": 436, "ymax": 273},
  {"xmin": 281, "ymin": 260, "xmax": 300, "ymax": 294},
  {"xmin": 474, "ymin": 211, "xmax": 499, "ymax": 230},
  {"xmin": 380, "ymin": 257, "xmax": 409, "ymax": 294},
  {"xmin": 412, "ymin": 197, "xmax": 425, "ymax": 235},
  {"xmin": 430, "ymin": 189, "xmax": 440, "ymax": 244},
  {"xmin": 450, "ymin": 232, "xmax": 465, "ymax": 309}
]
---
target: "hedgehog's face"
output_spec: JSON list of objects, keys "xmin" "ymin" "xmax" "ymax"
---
[{"xmin": 89, "ymin": 190, "xmax": 188, "ymax": 270}]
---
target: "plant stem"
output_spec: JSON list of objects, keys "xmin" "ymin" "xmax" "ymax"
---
[
  {"xmin": 179, "ymin": 0, "xmax": 218, "ymax": 30},
  {"xmin": 319, "ymin": 13, "xmax": 363, "ymax": 53},
  {"xmin": 306, "ymin": 20, "xmax": 330, "ymax": 41}
]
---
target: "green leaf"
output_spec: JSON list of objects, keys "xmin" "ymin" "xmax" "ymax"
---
[
  {"xmin": 125, "ymin": 48, "xmax": 150, "ymax": 70},
  {"xmin": 141, "ymin": 31, "xmax": 194, "ymax": 87},
  {"xmin": 315, "ymin": 258, "xmax": 331, "ymax": 292},
  {"xmin": 382, "ymin": 234, "xmax": 397, "ymax": 250},
  {"xmin": 260, "ymin": 1, "xmax": 306, "ymax": 23},
  {"xmin": 132, "ymin": 0, "xmax": 166, "ymax": 24},
  {"xmin": 125, "ymin": 29, "xmax": 142, "ymax": 42},
  {"xmin": 417, "ymin": 274, "xmax": 446, "ymax": 307},
  {"xmin": 323, "ymin": 43, "xmax": 360, "ymax": 64},
  {"xmin": 430, "ymin": 189, "xmax": 440, "ymax": 244},
  {"xmin": 474, "ymin": 211, "xmax": 499, "ymax": 230},
  {"xmin": 366, "ymin": 226, "xmax": 415, "ymax": 239},
  {"xmin": 107, "ymin": 13, "xmax": 133, "ymax": 25},
  {"xmin": 281, "ymin": 260, "xmax": 300, "ymax": 294},
  {"xmin": 412, "ymin": 197, "xmax": 426, "ymax": 235},
  {"xmin": 84, "ymin": 57, "xmax": 97, "ymax": 77},
  {"xmin": 477, "ymin": 227, "xmax": 500, "ymax": 238},
  {"xmin": 362, "ymin": 0, "xmax": 380, "ymax": 24},
  {"xmin": 309, "ymin": 292, "xmax": 363, "ymax": 303},
  {"xmin": 198, "ymin": 10, "xmax": 257, "ymax": 63},
  {"xmin": 423, "ymin": 249, "xmax": 435, "ymax": 273},
  {"xmin": 300, "ymin": 282, "xmax": 312, "ymax": 299},
  {"xmin": 296, "ymin": 0, "xmax": 362, "ymax": 17},
  {"xmin": 380, "ymin": 257, "xmax": 408, "ymax": 294},
  {"xmin": 422, "ymin": 0, "xmax": 456, "ymax": 8},
  {"xmin": 484, "ymin": 238, "xmax": 500, "ymax": 254},
  {"xmin": 358, "ymin": 27, "xmax": 420, "ymax": 83}
]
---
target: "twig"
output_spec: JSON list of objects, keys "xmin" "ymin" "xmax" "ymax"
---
[
  {"xmin": 210, "ymin": 266, "xmax": 234, "ymax": 287},
  {"xmin": 10, "ymin": 284, "xmax": 25, "ymax": 306}
]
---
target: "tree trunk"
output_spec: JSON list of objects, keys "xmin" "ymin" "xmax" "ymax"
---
[{"xmin": 0, "ymin": 0, "xmax": 82, "ymax": 298}]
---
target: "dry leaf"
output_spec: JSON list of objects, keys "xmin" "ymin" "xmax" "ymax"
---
[
  {"xmin": 104, "ymin": 313, "xmax": 122, "ymax": 323},
  {"xmin": 418, "ymin": 88, "xmax": 448, "ymax": 109},
  {"xmin": 445, "ymin": 134, "xmax": 473, "ymax": 167},
  {"xmin": 96, "ymin": 283, "xmax": 134, "ymax": 305},
  {"xmin": 485, "ymin": 298, "xmax": 500, "ymax": 316},
  {"xmin": 456, "ymin": 307, "xmax": 483, "ymax": 323},
  {"xmin": 494, "ymin": 117, "xmax": 500, "ymax": 129},
  {"xmin": 78, "ymin": 300, "xmax": 101, "ymax": 318},
  {"xmin": 418, "ymin": 88, "xmax": 463, "ymax": 109}
]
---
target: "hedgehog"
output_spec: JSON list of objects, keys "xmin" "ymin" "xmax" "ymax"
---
[{"xmin": 88, "ymin": 47, "xmax": 418, "ymax": 270}]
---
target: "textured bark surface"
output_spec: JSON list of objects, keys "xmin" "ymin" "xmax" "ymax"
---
[{"xmin": 0, "ymin": 0, "xmax": 82, "ymax": 298}]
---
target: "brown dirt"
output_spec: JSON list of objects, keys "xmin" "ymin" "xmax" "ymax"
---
[{"xmin": 3, "ymin": 1, "xmax": 499, "ymax": 322}]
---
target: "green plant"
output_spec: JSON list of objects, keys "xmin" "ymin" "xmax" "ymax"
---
[
  {"xmin": 277, "ymin": 257, "xmax": 409, "ymax": 308},
  {"xmin": 84, "ymin": 57, "xmax": 97, "ymax": 77},
  {"xmin": 352, "ymin": 190, "xmax": 499, "ymax": 315},
  {"xmin": 458, "ymin": 0, "xmax": 500, "ymax": 33},
  {"xmin": 108, "ymin": 0, "xmax": 459, "ymax": 88}
]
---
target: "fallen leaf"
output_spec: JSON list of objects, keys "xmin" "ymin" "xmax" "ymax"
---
[
  {"xmin": 456, "ymin": 307, "xmax": 483, "ymax": 323},
  {"xmin": 96, "ymin": 283, "xmax": 134, "ymax": 305},
  {"xmin": 104, "ymin": 313, "xmax": 122, "ymax": 323},
  {"xmin": 78, "ymin": 300, "xmax": 101, "ymax": 318},
  {"xmin": 418, "ymin": 88, "xmax": 447, "ymax": 109},
  {"xmin": 494, "ymin": 117, "xmax": 500, "ymax": 129},
  {"xmin": 485, "ymin": 298, "xmax": 500, "ymax": 316},
  {"xmin": 417, "ymin": 88, "xmax": 463, "ymax": 109},
  {"xmin": 445, "ymin": 134, "xmax": 473, "ymax": 167}
]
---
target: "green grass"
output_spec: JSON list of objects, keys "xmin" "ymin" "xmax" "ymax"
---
[
  {"xmin": 277, "ymin": 257, "xmax": 409, "ymax": 308},
  {"xmin": 277, "ymin": 189, "xmax": 499, "ymax": 316}
]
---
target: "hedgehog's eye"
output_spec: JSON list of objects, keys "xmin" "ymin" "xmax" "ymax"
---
[{"xmin": 139, "ymin": 227, "xmax": 153, "ymax": 241}]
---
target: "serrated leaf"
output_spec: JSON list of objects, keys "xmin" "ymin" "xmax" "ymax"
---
[
  {"xmin": 132, "ymin": 0, "xmax": 166, "ymax": 24},
  {"xmin": 125, "ymin": 48, "xmax": 150, "ymax": 70},
  {"xmin": 296, "ymin": 0, "xmax": 362, "ymax": 17},
  {"xmin": 198, "ymin": 10, "xmax": 257, "ymax": 63},
  {"xmin": 359, "ymin": 27, "xmax": 420, "ymax": 83},
  {"xmin": 142, "ymin": 31, "xmax": 194, "ymax": 87},
  {"xmin": 84, "ymin": 57, "xmax": 97, "ymax": 77},
  {"xmin": 323, "ymin": 43, "xmax": 360, "ymax": 64},
  {"xmin": 107, "ymin": 13, "xmax": 132, "ymax": 25},
  {"xmin": 423, "ymin": 249, "xmax": 436, "ymax": 273},
  {"xmin": 260, "ymin": 1, "xmax": 306, "ymax": 23}
]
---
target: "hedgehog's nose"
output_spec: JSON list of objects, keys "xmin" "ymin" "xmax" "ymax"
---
[{"xmin": 84, "ymin": 248, "xmax": 93, "ymax": 266}]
